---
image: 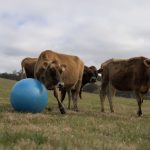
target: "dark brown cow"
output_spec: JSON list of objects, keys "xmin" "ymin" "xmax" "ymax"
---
[
  {"xmin": 80, "ymin": 65, "xmax": 98, "ymax": 98},
  {"xmin": 98, "ymin": 56, "xmax": 150, "ymax": 116},
  {"xmin": 34, "ymin": 50, "xmax": 84, "ymax": 114},
  {"xmin": 21, "ymin": 57, "xmax": 37, "ymax": 78},
  {"xmin": 61, "ymin": 65, "xmax": 98, "ymax": 109}
]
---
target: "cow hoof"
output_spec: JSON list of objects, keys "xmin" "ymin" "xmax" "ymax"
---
[
  {"xmin": 111, "ymin": 110, "xmax": 114, "ymax": 113},
  {"xmin": 137, "ymin": 111, "xmax": 142, "ymax": 117},
  {"xmin": 74, "ymin": 108, "xmax": 79, "ymax": 112},
  {"xmin": 60, "ymin": 107, "xmax": 66, "ymax": 114},
  {"xmin": 101, "ymin": 109, "xmax": 105, "ymax": 112}
]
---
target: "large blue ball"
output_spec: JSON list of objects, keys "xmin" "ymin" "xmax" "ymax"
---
[{"xmin": 10, "ymin": 78, "xmax": 48, "ymax": 113}]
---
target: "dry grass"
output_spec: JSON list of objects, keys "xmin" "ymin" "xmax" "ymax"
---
[{"xmin": 0, "ymin": 78, "xmax": 150, "ymax": 150}]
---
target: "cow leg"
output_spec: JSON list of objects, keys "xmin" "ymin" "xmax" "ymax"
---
[
  {"xmin": 60, "ymin": 89, "xmax": 72, "ymax": 109},
  {"xmin": 71, "ymin": 80, "xmax": 83, "ymax": 112},
  {"xmin": 79, "ymin": 85, "xmax": 83, "ymax": 99},
  {"xmin": 99, "ymin": 82, "xmax": 108, "ymax": 112},
  {"xmin": 135, "ymin": 92, "xmax": 142, "ymax": 116},
  {"xmin": 67, "ymin": 90, "xmax": 72, "ymax": 109},
  {"xmin": 60, "ymin": 88, "xmax": 66, "ymax": 103},
  {"xmin": 71, "ymin": 90, "xmax": 78, "ymax": 111},
  {"xmin": 140, "ymin": 93, "xmax": 144, "ymax": 103},
  {"xmin": 79, "ymin": 89, "xmax": 82, "ymax": 99},
  {"xmin": 107, "ymin": 84, "xmax": 115, "ymax": 113},
  {"xmin": 53, "ymin": 88, "xmax": 66, "ymax": 114}
]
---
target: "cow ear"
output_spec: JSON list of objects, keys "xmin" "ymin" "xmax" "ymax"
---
[
  {"xmin": 84, "ymin": 66, "xmax": 90, "ymax": 74},
  {"xmin": 97, "ymin": 68, "xmax": 103, "ymax": 73},
  {"xmin": 144, "ymin": 59, "xmax": 150, "ymax": 67},
  {"xmin": 42, "ymin": 61, "xmax": 49, "ymax": 69}
]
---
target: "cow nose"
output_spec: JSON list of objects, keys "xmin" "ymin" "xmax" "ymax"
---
[
  {"xmin": 57, "ymin": 82, "xmax": 65, "ymax": 89},
  {"xmin": 90, "ymin": 76, "xmax": 97, "ymax": 82}
]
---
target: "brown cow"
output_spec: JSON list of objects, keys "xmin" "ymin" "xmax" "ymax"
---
[
  {"xmin": 21, "ymin": 56, "xmax": 89, "ymax": 111},
  {"xmin": 34, "ymin": 50, "xmax": 84, "ymax": 114},
  {"xmin": 21, "ymin": 57, "xmax": 37, "ymax": 78},
  {"xmin": 98, "ymin": 56, "xmax": 150, "ymax": 116},
  {"xmin": 21, "ymin": 57, "xmax": 62, "ymax": 112}
]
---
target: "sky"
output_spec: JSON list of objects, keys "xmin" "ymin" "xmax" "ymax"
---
[{"xmin": 1, "ymin": 0, "xmax": 150, "ymax": 73}]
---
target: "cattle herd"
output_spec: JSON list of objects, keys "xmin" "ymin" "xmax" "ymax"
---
[{"xmin": 21, "ymin": 50, "xmax": 150, "ymax": 116}]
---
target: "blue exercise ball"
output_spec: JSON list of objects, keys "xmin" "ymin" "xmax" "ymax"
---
[{"xmin": 10, "ymin": 78, "xmax": 48, "ymax": 113}]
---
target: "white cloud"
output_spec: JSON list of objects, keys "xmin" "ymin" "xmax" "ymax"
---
[{"xmin": 1, "ymin": 0, "xmax": 150, "ymax": 72}]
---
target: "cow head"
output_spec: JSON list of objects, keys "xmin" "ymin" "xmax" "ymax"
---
[
  {"xmin": 83, "ymin": 66, "xmax": 98, "ymax": 84},
  {"xmin": 36, "ymin": 60, "xmax": 66, "ymax": 89},
  {"xmin": 89, "ymin": 66, "xmax": 98, "ymax": 83}
]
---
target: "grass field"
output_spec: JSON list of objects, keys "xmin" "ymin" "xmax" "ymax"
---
[{"xmin": 0, "ymin": 78, "xmax": 150, "ymax": 150}]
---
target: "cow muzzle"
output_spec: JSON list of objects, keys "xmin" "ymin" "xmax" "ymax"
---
[
  {"xmin": 90, "ymin": 76, "xmax": 97, "ymax": 83},
  {"xmin": 57, "ymin": 82, "xmax": 65, "ymax": 90}
]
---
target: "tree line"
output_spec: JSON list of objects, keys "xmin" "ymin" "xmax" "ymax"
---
[
  {"xmin": 0, "ymin": 71, "xmax": 150, "ymax": 100},
  {"xmin": 0, "ymin": 70, "xmax": 22, "ymax": 81}
]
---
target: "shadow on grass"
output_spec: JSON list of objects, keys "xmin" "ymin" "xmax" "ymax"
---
[{"xmin": 0, "ymin": 102, "xmax": 146, "ymax": 121}]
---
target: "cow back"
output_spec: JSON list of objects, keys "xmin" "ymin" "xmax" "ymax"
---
[
  {"xmin": 35, "ymin": 50, "xmax": 84, "ymax": 89},
  {"xmin": 102, "ymin": 56, "xmax": 149, "ymax": 92}
]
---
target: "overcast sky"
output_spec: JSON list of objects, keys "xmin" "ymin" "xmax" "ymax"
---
[{"xmin": 1, "ymin": 0, "xmax": 150, "ymax": 73}]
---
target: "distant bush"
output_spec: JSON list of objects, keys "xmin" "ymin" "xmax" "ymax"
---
[
  {"xmin": 83, "ymin": 81, "xmax": 150, "ymax": 100},
  {"xmin": 83, "ymin": 83, "xmax": 99, "ymax": 93},
  {"xmin": 0, "ymin": 71, "xmax": 21, "ymax": 81}
]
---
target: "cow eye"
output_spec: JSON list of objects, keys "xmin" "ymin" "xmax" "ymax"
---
[{"xmin": 50, "ymin": 69, "xmax": 56, "ymax": 76}]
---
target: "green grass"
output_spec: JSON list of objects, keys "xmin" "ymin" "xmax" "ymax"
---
[{"xmin": 0, "ymin": 78, "xmax": 150, "ymax": 150}]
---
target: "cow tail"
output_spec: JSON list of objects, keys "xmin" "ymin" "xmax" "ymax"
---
[{"xmin": 21, "ymin": 61, "xmax": 25, "ymax": 79}]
